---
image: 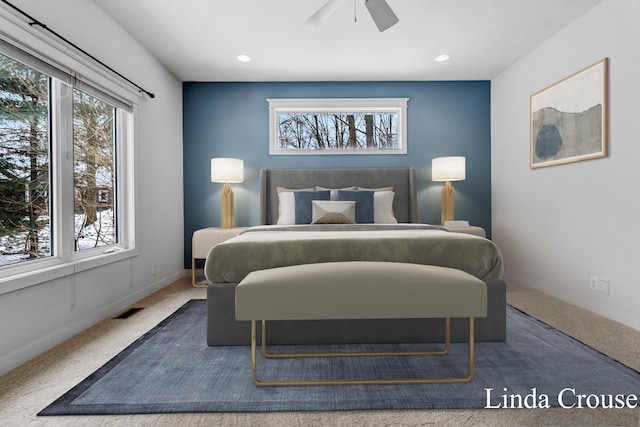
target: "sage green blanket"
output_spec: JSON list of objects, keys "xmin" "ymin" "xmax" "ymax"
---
[{"xmin": 204, "ymin": 224, "xmax": 504, "ymax": 283}]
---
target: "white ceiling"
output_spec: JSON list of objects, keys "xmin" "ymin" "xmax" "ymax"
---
[{"xmin": 92, "ymin": 0, "xmax": 601, "ymax": 82}]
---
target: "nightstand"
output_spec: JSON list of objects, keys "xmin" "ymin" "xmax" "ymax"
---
[
  {"xmin": 444, "ymin": 225, "xmax": 486, "ymax": 238},
  {"xmin": 192, "ymin": 227, "xmax": 249, "ymax": 287}
]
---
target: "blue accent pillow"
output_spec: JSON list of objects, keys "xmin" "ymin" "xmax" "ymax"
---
[
  {"xmin": 294, "ymin": 190, "xmax": 331, "ymax": 224},
  {"xmin": 337, "ymin": 190, "xmax": 374, "ymax": 223}
]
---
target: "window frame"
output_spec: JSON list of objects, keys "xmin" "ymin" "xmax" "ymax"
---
[
  {"xmin": 0, "ymin": 35, "xmax": 137, "ymax": 294},
  {"xmin": 268, "ymin": 98, "xmax": 409, "ymax": 155}
]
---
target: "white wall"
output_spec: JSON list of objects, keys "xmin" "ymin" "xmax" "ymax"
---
[
  {"xmin": 492, "ymin": 0, "xmax": 640, "ymax": 330},
  {"xmin": 0, "ymin": 0, "xmax": 184, "ymax": 375}
]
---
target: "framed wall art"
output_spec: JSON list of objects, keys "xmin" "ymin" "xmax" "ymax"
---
[
  {"xmin": 268, "ymin": 98, "xmax": 409, "ymax": 155},
  {"xmin": 530, "ymin": 58, "xmax": 608, "ymax": 168}
]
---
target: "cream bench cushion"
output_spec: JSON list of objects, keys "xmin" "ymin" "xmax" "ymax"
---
[{"xmin": 235, "ymin": 261, "xmax": 487, "ymax": 321}]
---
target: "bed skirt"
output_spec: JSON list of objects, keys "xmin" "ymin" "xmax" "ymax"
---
[{"xmin": 207, "ymin": 279, "xmax": 506, "ymax": 345}]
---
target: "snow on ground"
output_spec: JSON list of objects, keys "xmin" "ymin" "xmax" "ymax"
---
[{"xmin": 0, "ymin": 209, "xmax": 115, "ymax": 267}]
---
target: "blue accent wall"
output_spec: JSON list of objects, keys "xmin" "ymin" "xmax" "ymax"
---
[{"xmin": 183, "ymin": 81, "xmax": 491, "ymax": 268}]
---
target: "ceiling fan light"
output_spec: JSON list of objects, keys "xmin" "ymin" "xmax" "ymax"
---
[{"xmin": 365, "ymin": 0, "xmax": 399, "ymax": 32}]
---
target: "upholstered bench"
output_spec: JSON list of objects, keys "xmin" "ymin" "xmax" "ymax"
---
[{"xmin": 235, "ymin": 261, "xmax": 487, "ymax": 386}]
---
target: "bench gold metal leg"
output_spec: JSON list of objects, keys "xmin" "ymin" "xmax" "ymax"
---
[
  {"xmin": 468, "ymin": 317, "xmax": 475, "ymax": 381},
  {"xmin": 250, "ymin": 318, "xmax": 475, "ymax": 387},
  {"xmin": 251, "ymin": 319, "xmax": 258, "ymax": 385}
]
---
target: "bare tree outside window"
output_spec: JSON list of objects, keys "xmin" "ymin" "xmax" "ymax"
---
[
  {"xmin": 277, "ymin": 112, "xmax": 398, "ymax": 151},
  {"xmin": 0, "ymin": 53, "xmax": 51, "ymax": 266}
]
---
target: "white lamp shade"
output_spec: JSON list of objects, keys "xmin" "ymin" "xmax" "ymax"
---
[
  {"xmin": 432, "ymin": 156, "xmax": 466, "ymax": 182},
  {"xmin": 211, "ymin": 158, "xmax": 244, "ymax": 183}
]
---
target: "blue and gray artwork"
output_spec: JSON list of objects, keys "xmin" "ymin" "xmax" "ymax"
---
[{"xmin": 532, "ymin": 104, "xmax": 602, "ymax": 164}]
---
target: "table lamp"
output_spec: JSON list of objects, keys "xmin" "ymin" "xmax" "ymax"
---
[
  {"xmin": 432, "ymin": 156, "xmax": 466, "ymax": 225},
  {"xmin": 211, "ymin": 158, "xmax": 244, "ymax": 228}
]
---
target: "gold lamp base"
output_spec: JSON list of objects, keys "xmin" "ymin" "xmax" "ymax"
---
[
  {"xmin": 220, "ymin": 182, "xmax": 234, "ymax": 229},
  {"xmin": 441, "ymin": 181, "xmax": 455, "ymax": 225}
]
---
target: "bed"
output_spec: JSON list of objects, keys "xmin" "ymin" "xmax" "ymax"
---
[{"xmin": 205, "ymin": 167, "xmax": 506, "ymax": 345}]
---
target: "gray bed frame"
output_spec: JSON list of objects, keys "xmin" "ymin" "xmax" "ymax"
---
[{"xmin": 207, "ymin": 168, "xmax": 506, "ymax": 345}]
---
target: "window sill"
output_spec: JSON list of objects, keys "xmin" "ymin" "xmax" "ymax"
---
[{"xmin": 0, "ymin": 248, "xmax": 138, "ymax": 296}]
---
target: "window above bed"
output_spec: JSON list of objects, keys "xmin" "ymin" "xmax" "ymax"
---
[{"xmin": 268, "ymin": 98, "xmax": 409, "ymax": 155}]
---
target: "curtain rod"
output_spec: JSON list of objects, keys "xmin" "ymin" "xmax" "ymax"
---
[{"xmin": 1, "ymin": 0, "xmax": 155, "ymax": 99}]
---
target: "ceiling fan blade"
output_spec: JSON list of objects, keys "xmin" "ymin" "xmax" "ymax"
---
[
  {"xmin": 365, "ymin": 0, "xmax": 399, "ymax": 32},
  {"xmin": 305, "ymin": 0, "xmax": 346, "ymax": 26}
]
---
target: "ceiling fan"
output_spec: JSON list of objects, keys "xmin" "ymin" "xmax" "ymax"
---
[{"xmin": 306, "ymin": 0, "xmax": 399, "ymax": 32}]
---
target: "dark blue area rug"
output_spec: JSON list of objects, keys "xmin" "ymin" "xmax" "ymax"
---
[{"xmin": 39, "ymin": 300, "xmax": 640, "ymax": 415}]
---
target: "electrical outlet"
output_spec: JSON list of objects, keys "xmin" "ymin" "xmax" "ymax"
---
[
  {"xmin": 590, "ymin": 276, "xmax": 598, "ymax": 290},
  {"xmin": 598, "ymin": 278, "xmax": 610, "ymax": 295},
  {"xmin": 151, "ymin": 264, "xmax": 157, "ymax": 276}
]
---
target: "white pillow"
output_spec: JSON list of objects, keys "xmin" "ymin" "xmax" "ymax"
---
[
  {"xmin": 311, "ymin": 200, "xmax": 356, "ymax": 224},
  {"xmin": 276, "ymin": 187, "xmax": 313, "ymax": 224},
  {"xmin": 277, "ymin": 191, "xmax": 295, "ymax": 224},
  {"xmin": 372, "ymin": 191, "xmax": 397, "ymax": 224}
]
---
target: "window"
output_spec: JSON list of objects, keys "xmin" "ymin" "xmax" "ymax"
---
[
  {"xmin": 0, "ymin": 52, "xmax": 51, "ymax": 265},
  {"xmin": 268, "ymin": 98, "xmax": 409, "ymax": 155},
  {"xmin": 73, "ymin": 89, "xmax": 116, "ymax": 251},
  {"xmin": 0, "ymin": 39, "xmax": 135, "ymax": 285}
]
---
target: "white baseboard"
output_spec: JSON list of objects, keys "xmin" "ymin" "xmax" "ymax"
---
[{"xmin": 0, "ymin": 270, "xmax": 184, "ymax": 377}]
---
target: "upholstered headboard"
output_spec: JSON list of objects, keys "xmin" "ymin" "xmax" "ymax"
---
[{"xmin": 259, "ymin": 168, "xmax": 419, "ymax": 225}]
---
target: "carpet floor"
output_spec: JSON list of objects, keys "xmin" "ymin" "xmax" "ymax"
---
[{"xmin": 39, "ymin": 300, "xmax": 640, "ymax": 416}]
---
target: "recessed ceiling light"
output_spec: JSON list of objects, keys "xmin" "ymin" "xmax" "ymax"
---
[
  {"xmin": 435, "ymin": 54, "xmax": 450, "ymax": 62},
  {"xmin": 237, "ymin": 54, "xmax": 251, "ymax": 62}
]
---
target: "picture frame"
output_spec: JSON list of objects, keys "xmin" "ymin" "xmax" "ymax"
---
[
  {"xmin": 267, "ymin": 98, "xmax": 409, "ymax": 155},
  {"xmin": 530, "ymin": 58, "xmax": 608, "ymax": 168}
]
